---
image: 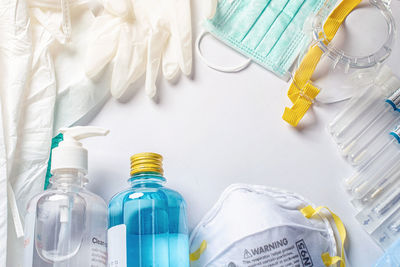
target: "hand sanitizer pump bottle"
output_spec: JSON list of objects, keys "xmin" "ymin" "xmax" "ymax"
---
[
  {"xmin": 23, "ymin": 126, "xmax": 109, "ymax": 267},
  {"xmin": 108, "ymin": 152, "xmax": 190, "ymax": 267}
]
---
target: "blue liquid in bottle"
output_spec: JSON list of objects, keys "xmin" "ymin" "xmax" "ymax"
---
[{"xmin": 108, "ymin": 153, "xmax": 189, "ymax": 267}]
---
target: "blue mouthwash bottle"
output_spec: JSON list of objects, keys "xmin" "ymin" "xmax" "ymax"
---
[{"xmin": 108, "ymin": 152, "xmax": 189, "ymax": 267}]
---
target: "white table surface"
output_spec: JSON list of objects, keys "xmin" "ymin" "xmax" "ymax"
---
[{"xmin": 83, "ymin": 1, "xmax": 400, "ymax": 266}]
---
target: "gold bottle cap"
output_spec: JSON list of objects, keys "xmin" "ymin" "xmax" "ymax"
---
[{"xmin": 130, "ymin": 152, "xmax": 163, "ymax": 176}]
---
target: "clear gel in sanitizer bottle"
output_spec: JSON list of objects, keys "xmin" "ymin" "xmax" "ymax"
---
[
  {"xmin": 23, "ymin": 126, "xmax": 109, "ymax": 267},
  {"xmin": 108, "ymin": 152, "xmax": 189, "ymax": 267}
]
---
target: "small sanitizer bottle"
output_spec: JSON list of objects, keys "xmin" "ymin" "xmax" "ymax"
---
[
  {"xmin": 108, "ymin": 152, "xmax": 189, "ymax": 267},
  {"xmin": 23, "ymin": 126, "xmax": 109, "ymax": 267}
]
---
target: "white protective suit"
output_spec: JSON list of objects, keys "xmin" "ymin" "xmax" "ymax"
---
[{"xmin": 0, "ymin": 0, "xmax": 110, "ymax": 266}]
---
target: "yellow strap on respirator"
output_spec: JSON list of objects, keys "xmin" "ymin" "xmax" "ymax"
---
[
  {"xmin": 301, "ymin": 205, "xmax": 347, "ymax": 267},
  {"xmin": 189, "ymin": 240, "xmax": 207, "ymax": 261}
]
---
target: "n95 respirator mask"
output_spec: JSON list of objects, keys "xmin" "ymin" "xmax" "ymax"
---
[{"xmin": 189, "ymin": 184, "xmax": 346, "ymax": 267}]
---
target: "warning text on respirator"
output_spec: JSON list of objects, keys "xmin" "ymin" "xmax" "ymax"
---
[{"xmin": 241, "ymin": 239, "xmax": 313, "ymax": 267}]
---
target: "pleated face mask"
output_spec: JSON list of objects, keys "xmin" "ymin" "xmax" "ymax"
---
[
  {"xmin": 197, "ymin": 0, "xmax": 337, "ymax": 80},
  {"xmin": 189, "ymin": 184, "xmax": 347, "ymax": 267}
]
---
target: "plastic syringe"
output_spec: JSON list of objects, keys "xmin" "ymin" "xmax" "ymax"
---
[
  {"xmin": 351, "ymin": 165, "xmax": 400, "ymax": 210},
  {"xmin": 329, "ymin": 66, "xmax": 396, "ymax": 138},
  {"xmin": 346, "ymin": 124, "xmax": 400, "ymax": 198},
  {"xmin": 342, "ymin": 86, "xmax": 400, "ymax": 166},
  {"xmin": 331, "ymin": 76, "xmax": 400, "ymax": 147}
]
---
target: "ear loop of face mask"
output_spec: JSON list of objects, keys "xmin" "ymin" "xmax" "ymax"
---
[
  {"xmin": 196, "ymin": 30, "xmax": 252, "ymax": 73},
  {"xmin": 283, "ymin": 0, "xmax": 396, "ymax": 127}
]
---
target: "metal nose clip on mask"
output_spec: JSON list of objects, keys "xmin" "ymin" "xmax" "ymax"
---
[
  {"xmin": 282, "ymin": 0, "xmax": 396, "ymax": 127},
  {"xmin": 196, "ymin": 0, "xmax": 339, "ymax": 79},
  {"xmin": 189, "ymin": 184, "xmax": 347, "ymax": 267}
]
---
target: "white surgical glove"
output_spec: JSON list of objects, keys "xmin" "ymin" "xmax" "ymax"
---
[
  {"xmin": 86, "ymin": 0, "xmax": 192, "ymax": 99},
  {"xmin": 203, "ymin": 0, "xmax": 218, "ymax": 19}
]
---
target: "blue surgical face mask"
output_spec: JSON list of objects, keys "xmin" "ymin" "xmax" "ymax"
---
[
  {"xmin": 375, "ymin": 238, "xmax": 400, "ymax": 267},
  {"xmin": 197, "ymin": 0, "xmax": 337, "ymax": 80}
]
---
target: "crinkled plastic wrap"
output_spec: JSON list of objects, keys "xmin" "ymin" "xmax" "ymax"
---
[{"xmin": 0, "ymin": 1, "xmax": 111, "ymax": 266}]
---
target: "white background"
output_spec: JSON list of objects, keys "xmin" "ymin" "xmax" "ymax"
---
[{"xmin": 83, "ymin": 1, "xmax": 400, "ymax": 266}]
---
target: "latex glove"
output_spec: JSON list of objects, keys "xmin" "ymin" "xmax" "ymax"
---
[
  {"xmin": 85, "ymin": 11, "xmax": 149, "ymax": 98},
  {"xmin": 131, "ymin": 0, "xmax": 192, "ymax": 98},
  {"xmin": 203, "ymin": 0, "xmax": 218, "ymax": 19},
  {"xmin": 85, "ymin": 0, "xmax": 192, "ymax": 99}
]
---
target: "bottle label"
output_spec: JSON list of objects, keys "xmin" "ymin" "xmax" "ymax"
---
[
  {"xmin": 108, "ymin": 224, "xmax": 127, "ymax": 267},
  {"xmin": 87, "ymin": 234, "xmax": 107, "ymax": 266}
]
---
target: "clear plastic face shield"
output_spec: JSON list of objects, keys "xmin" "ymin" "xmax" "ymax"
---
[
  {"xmin": 308, "ymin": 0, "xmax": 396, "ymax": 102},
  {"xmin": 283, "ymin": 0, "xmax": 398, "ymax": 126}
]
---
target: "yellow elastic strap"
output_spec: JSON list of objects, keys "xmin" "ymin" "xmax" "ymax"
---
[
  {"xmin": 300, "ymin": 205, "xmax": 347, "ymax": 267},
  {"xmin": 282, "ymin": 0, "xmax": 362, "ymax": 127},
  {"xmin": 287, "ymin": 46, "xmax": 324, "ymax": 103},
  {"xmin": 284, "ymin": 83, "xmax": 320, "ymax": 126},
  {"xmin": 323, "ymin": 0, "xmax": 363, "ymax": 41},
  {"xmin": 189, "ymin": 240, "xmax": 207, "ymax": 261}
]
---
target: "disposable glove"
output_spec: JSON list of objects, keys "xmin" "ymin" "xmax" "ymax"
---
[
  {"xmin": 203, "ymin": 0, "xmax": 218, "ymax": 19},
  {"xmin": 86, "ymin": 0, "xmax": 192, "ymax": 99}
]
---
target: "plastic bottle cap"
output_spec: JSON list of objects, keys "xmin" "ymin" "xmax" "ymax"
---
[
  {"xmin": 51, "ymin": 126, "xmax": 109, "ymax": 174},
  {"xmin": 130, "ymin": 152, "xmax": 163, "ymax": 176}
]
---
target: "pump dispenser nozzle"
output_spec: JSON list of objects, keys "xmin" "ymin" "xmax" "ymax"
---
[{"xmin": 51, "ymin": 126, "xmax": 109, "ymax": 174}]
